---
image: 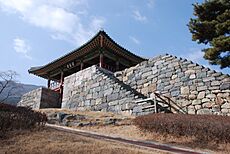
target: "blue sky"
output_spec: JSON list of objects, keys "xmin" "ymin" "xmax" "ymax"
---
[{"xmin": 0, "ymin": 0, "xmax": 229, "ymax": 86}]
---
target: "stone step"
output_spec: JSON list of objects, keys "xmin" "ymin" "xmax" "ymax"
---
[{"xmin": 142, "ymin": 105, "xmax": 155, "ymax": 110}]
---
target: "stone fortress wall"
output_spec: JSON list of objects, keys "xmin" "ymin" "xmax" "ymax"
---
[
  {"xmin": 19, "ymin": 54, "xmax": 230, "ymax": 115},
  {"xmin": 18, "ymin": 87, "xmax": 60, "ymax": 109},
  {"xmin": 114, "ymin": 54, "xmax": 230, "ymax": 115},
  {"xmin": 62, "ymin": 54, "xmax": 230, "ymax": 115}
]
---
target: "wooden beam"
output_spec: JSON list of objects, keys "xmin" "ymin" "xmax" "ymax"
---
[{"xmin": 103, "ymin": 50, "xmax": 130, "ymax": 66}]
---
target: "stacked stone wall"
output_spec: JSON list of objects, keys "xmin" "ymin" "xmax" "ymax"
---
[
  {"xmin": 18, "ymin": 87, "xmax": 60, "ymax": 109},
  {"xmin": 115, "ymin": 54, "xmax": 230, "ymax": 115},
  {"xmin": 62, "ymin": 66, "xmax": 155, "ymax": 115}
]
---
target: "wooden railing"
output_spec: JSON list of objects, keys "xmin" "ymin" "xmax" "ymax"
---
[{"xmin": 134, "ymin": 93, "xmax": 187, "ymax": 114}]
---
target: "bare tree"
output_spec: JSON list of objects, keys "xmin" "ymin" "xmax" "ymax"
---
[{"xmin": 0, "ymin": 70, "xmax": 20, "ymax": 103}]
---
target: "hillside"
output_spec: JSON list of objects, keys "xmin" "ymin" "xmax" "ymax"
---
[{"xmin": 0, "ymin": 81, "xmax": 40, "ymax": 105}]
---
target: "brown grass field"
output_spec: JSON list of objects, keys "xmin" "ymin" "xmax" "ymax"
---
[
  {"xmin": 44, "ymin": 109, "xmax": 228, "ymax": 154},
  {"xmin": 30, "ymin": 109, "xmax": 230, "ymax": 154},
  {"xmin": 0, "ymin": 127, "xmax": 166, "ymax": 154}
]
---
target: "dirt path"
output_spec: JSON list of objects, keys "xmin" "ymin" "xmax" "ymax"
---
[{"xmin": 46, "ymin": 124, "xmax": 205, "ymax": 154}]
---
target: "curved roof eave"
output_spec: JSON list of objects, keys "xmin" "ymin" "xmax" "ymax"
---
[{"xmin": 29, "ymin": 30, "xmax": 146, "ymax": 74}]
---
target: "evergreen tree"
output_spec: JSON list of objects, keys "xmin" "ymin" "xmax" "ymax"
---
[{"xmin": 188, "ymin": 0, "xmax": 230, "ymax": 68}]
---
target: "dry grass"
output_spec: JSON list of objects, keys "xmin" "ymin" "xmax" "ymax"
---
[
  {"xmin": 0, "ymin": 128, "xmax": 165, "ymax": 154},
  {"xmin": 39, "ymin": 108, "xmax": 134, "ymax": 119},
  {"xmin": 39, "ymin": 109, "xmax": 230, "ymax": 153},
  {"xmin": 75, "ymin": 120, "xmax": 230, "ymax": 154}
]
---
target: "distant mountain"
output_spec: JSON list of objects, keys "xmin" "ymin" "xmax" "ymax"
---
[{"xmin": 0, "ymin": 81, "xmax": 40, "ymax": 106}]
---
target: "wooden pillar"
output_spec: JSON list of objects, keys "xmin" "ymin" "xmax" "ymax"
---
[
  {"xmin": 80, "ymin": 62, "xmax": 84, "ymax": 70},
  {"xmin": 47, "ymin": 79, "xmax": 51, "ymax": 89},
  {"xmin": 60, "ymin": 71, "xmax": 64, "ymax": 88},
  {"xmin": 59, "ymin": 71, "xmax": 64, "ymax": 104},
  {"xmin": 99, "ymin": 53, "xmax": 104, "ymax": 68},
  {"xmin": 116, "ymin": 61, "xmax": 119, "ymax": 71}
]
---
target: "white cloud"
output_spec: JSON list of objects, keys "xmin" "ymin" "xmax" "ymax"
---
[
  {"xmin": 13, "ymin": 38, "xmax": 32, "ymax": 59},
  {"xmin": 129, "ymin": 36, "xmax": 140, "ymax": 45},
  {"xmin": 0, "ymin": 0, "xmax": 105, "ymax": 46},
  {"xmin": 147, "ymin": 0, "xmax": 155, "ymax": 8},
  {"xmin": 132, "ymin": 10, "xmax": 147, "ymax": 22}
]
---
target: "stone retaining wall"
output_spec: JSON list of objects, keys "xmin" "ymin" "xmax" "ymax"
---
[
  {"xmin": 18, "ymin": 87, "xmax": 60, "ymax": 109},
  {"xmin": 19, "ymin": 54, "xmax": 230, "ymax": 116},
  {"xmin": 62, "ymin": 66, "xmax": 153, "ymax": 115},
  {"xmin": 115, "ymin": 54, "xmax": 230, "ymax": 115}
]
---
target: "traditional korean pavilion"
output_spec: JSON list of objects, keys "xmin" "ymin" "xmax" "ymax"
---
[{"xmin": 29, "ymin": 30, "xmax": 146, "ymax": 94}]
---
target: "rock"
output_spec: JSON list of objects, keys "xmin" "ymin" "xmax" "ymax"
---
[
  {"xmin": 103, "ymin": 118, "xmax": 117, "ymax": 125},
  {"xmin": 181, "ymin": 86, "xmax": 189, "ymax": 95},
  {"xmin": 189, "ymin": 74, "xmax": 196, "ymax": 79},
  {"xmin": 221, "ymin": 109, "xmax": 230, "ymax": 113},
  {"xmin": 192, "ymin": 100, "xmax": 202, "ymax": 105},
  {"xmin": 185, "ymin": 70, "xmax": 195, "ymax": 74},
  {"xmin": 197, "ymin": 86, "xmax": 207, "ymax": 91},
  {"xmin": 197, "ymin": 72, "xmax": 206, "ymax": 78},
  {"xmin": 206, "ymin": 94, "xmax": 216, "ymax": 99},
  {"xmin": 212, "ymin": 105, "xmax": 220, "ymax": 112},
  {"xmin": 195, "ymin": 105, "xmax": 201, "ymax": 110},
  {"xmin": 202, "ymin": 102, "xmax": 212, "ymax": 108},
  {"xmin": 197, "ymin": 109, "xmax": 212, "ymax": 115},
  {"xmin": 203, "ymin": 77, "xmax": 215, "ymax": 82},
  {"xmin": 211, "ymin": 81, "xmax": 220, "ymax": 86},
  {"xmin": 104, "ymin": 88, "xmax": 113, "ymax": 96},
  {"xmin": 222, "ymin": 103, "xmax": 230, "ymax": 109},
  {"xmin": 171, "ymin": 74, "xmax": 177, "ymax": 79},
  {"xmin": 189, "ymin": 94, "xmax": 196, "ymax": 100},
  {"xmin": 171, "ymin": 90, "xmax": 180, "ymax": 97},
  {"xmin": 107, "ymin": 93, "xmax": 119, "ymax": 102},
  {"xmin": 220, "ymin": 83, "xmax": 230, "ymax": 90},
  {"xmin": 197, "ymin": 91, "xmax": 205, "ymax": 99},
  {"xmin": 202, "ymin": 98, "xmax": 210, "ymax": 103}
]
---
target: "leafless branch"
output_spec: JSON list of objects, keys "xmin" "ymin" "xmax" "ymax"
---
[{"xmin": 0, "ymin": 70, "xmax": 20, "ymax": 103}]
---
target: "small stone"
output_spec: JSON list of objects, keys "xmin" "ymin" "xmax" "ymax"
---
[
  {"xmin": 185, "ymin": 70, "xmax": 195, "ymax": 74},
  {"xmin": 211, "ymin": 81, "xmax": 220, "ymax": 86},
  {"xmin": 202, "ymin": 102, "xmax": 212, "ymax": 108},
  {"xmin": 197, "ymin": 86, "xmax": 207, "ymax": 91},
  {"xmin": 217, "ymin": 93, "xmax": 229, "ymax": 97},
  {"xmin": 203, "ymin": 77, "xmax": 215, "ymax": 82},
  {"xmin": 220, "ymin": 83, "xmax": 230, "ymax": 90},
  {"xmin": 202, "ymin": 98, "xmax": 210, "ymax": 103},
  {"xmin": 171, "ymin": 90, "xmax": 180, "ymax": 97},
  {"xmin": 222, "ymin": 103, "xmax": 230, "ymax": 109},
  {"xmin": 189, "ymin": 94, "xmax": 196, "ymax": 100},
  {"xmin": 192, "ymin": 100, "xmax": 201, "ymax": 105},
  {"xmin": 188, "ymin": 109, "xmax": 196, "ymax": 114},
  {"xmin": 206, "ymin": 94, "xmax": 216, "ymax": 99},
  {"xmin": 195, "ymin": 105, "xmax": 201, "ymax": 110},
  {"xmin": 197, "ymin": 109, "xmax": 212, "ymax": 115},
  {"xmin": 171, "ymin": 74, "xmax": 177, "ymax": 79},
  {"xmin": 221, "ymin": 109, "xmax": 229, "ymax": 113},
  {"xmin": 148, "ymin": 84, "xmax": 156, "ymax": 92},
  {"xmin": 197, "ymin": 91, "xmax": 205, "ymax": 99},
  {"xmin": 181, "ymin": 86, "xmax": 189, "ymax": 95},
  {"xmin": 189, "ymin": 74, "xmax": 196, "ymax": 79},
  {"xmin": 212, "ymin": 105, "xmax": 220, "ymax": 112}
]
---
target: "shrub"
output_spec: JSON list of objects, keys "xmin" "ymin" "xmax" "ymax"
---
[
  {"xmin": 0, "ymin": 103, "xmax": 47, "ymax": 135},
  {"xmin": 133, "ymin": 113, "xmax": 230, "ymax": 143}
]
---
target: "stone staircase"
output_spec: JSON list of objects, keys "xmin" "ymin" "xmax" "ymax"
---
[{"xmin": 96, "ymin": 66, "xmax": 185, "ymax": 115}]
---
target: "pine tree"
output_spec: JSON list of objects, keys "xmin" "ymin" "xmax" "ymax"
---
[{"xmin": 188, "ymin": 0, "xmax": 230, "ymax": 68}]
